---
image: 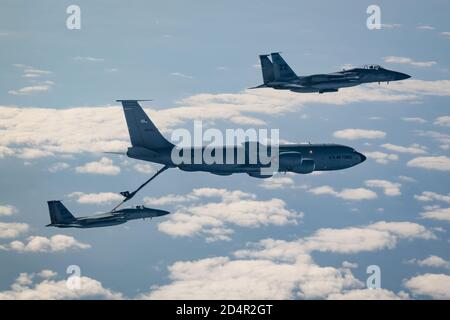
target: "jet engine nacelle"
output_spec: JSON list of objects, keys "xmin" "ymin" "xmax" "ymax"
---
[
  {"xmin": 293, "ymin": 158, "xmax": 315, "ymax": 174},
  {"xmin": 278, "ymin": 152, "xmax": 302, "ymax": 170},
  {"xmin": 278, "ymin": 152, "xmax": 315, "ymax": 174}
]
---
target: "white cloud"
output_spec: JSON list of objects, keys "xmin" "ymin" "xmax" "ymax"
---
[
  {"xmin": 402, "ymin": 117, "xmax": 427, "ymax": 123},
  {"xmin": 415, "ymin": 191, "xmax": 450, "ymax": 204},
  {"xmin": 48, "ymin": 162, "xmax": 70, "ymax": 173},
  {"xmin": 155, "ymin": 188, "xmax": 302, "ymax": 242},
  {"xmin": 144, "ymin": 194, "xmax": 196, "ymax": 206},
  {"xmin": 74, "ymin": 56, "xmax": 104, "ymax": 62},
  {"xmin": 308, "ymin": 185, "xmax": 377, "ymax": 201},
  {"xmin": 404, "ymin": 273, "xmax": 450, "ymax": 299},
  {"xmin": 440, "ymin": 32, "xmax": 450, "ymax": 37},
  {"xmin": 259, "ymin": 174, "xmax": 296, "ymax": 190},
  {"xmin": 170, "ymin": 72, "xmax": 194, "ymax": 79},
  {"xmin": 381, "ymin": 143, "xmax": 426, "ymax": 154},
  {"xmin": 0, "ymin": 105, "xmax": 130, "ymax": 155},
  {"xmin": 68, "ymin": 191, "xmax": 123, "ymax": 205},
  {"xmin": 423, "ymin": 205, "xmax": 441, "ymax": 211},
  {"xmin": 38, "ymin": 270, "xmax": 57, "ymax": 279},
  {"xmin": 415, "ymin": 130, "xmax": 450, "ymax": 144},
  {"xmin": 364, "ymin": 179, "xmax": 401, "ymax": 196},
  {"xmin": 434, "ymin": 116, "xmax": 450, "ymax": 127},
  {"xmin": 384, "ymin": 56, "xmax": 437, "ymax": 67},
  {"xmin": 144, "ymin": 221, "xmax": 433, "ymax": 299},
  {"xmin": 333, "ymin": 129, "xmax": 386, "ymax": 140},
  {"xmin": 0, "ymin": 271, "xmax": 122, "ymax": 299},
  {"xmin": 12, "ymin": 64, "xmax": 52, "ymax": 79},
  {"xmin": 417, "ymin": 25, "xmax": 435, "ymax": 30},
  {"xmin": 415, "ymin": 130, "xmax": 450, "ymax": 150},
  {"xmin": 0, "ymin": 204, "xmax": 18, "ymax": 216},
  {"xmin": 133, "ymin": 163, "xmax": 155, "ymax": 174},
  {"xmin": 9, "ymin": 81, "xmax": 55, "ymax": 95},
  {"xmin": 75, "ymin": 157, "xmax": 120, "ymax": 175},
  {"xmin": 17, "ymin": 148, "xmax": 54, "ymax": 159},
  {"xmin": 5, "ymin": 235, "xmax": 90, "ymax": 252},
  {"xmin": 0, "ymin": 146, "xmax": 15, "ymax": 158},
  {"xmin": 421, "ymin": 207, "xmax": 450, "ymax": 223},
  {"xmin": 365, "ymin": 151, "xmax": 399, "ymax": 164},
  {"xmin": 368, "ymin": 221, "xmax": 435, "ymax": 240},
  {"xmin": 342, "ymin": 261, "xmax": 358, "ymax": 269},
  {"xmin": 398, "ymin": 175, "xmax": 416, "ymax": 183},
  {"xmin": 22, "ymin": 68, "xmax": 51, "ymax": 78},
  {"xmin": 0, "ymin": 222, "xmax": 29, "ymax": 238},
  {"xmin": 407, "ymin": 156, "xmax": 450, "ymax": 171},
  {"xmin": 383, "ymin": 56, "xmax": 436, "ymax": 68},
  {"xmin": 408, "ymin": 255, "xmax": 450, "ymax": 269},
  {"xmin": 300, "ymin": 221, "xmax": 434, "ymax": 254},
  {"xmin": 1, "ymin": 81, "xmax": 449, "ymax": 158},
  {"xmin": 142, "ymin": 256, "xmax": 362, "ymax": 300},
  {"xmin": 385, "ymin": 80, "xmax": 450, "ymax": 96}
]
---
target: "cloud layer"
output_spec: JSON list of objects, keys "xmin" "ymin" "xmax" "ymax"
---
[
  {"xmin": 0, "ymin": 270, "xmax": 122, "ymax": 300},
  {"xmin": 308, "ymin": 185, "xmax": 377, "ymax": 201},
  {"xmin": 146, "ymin": 188, "xmax": 302, "ymax": 242},
  {"xmin": 144, "ymin": 220, "xmax": 434, "ymax": 299},
  {"xmin": 1, "ymin": 80, "xmax": 448, "ymax": 159}
]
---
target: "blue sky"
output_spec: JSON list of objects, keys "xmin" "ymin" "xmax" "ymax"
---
[{"xmin": 0, "ymin": 0, "xmax": 450, "ymax": 299}]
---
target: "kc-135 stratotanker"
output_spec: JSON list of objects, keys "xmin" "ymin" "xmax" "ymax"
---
[{"xmin": 108, "ymin": 100, "xmax": 366, "ymax": 207}]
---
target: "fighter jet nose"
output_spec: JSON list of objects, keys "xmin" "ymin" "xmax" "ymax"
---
[
  {"xmin": 396, "ymin": 72, "xmax": 411, "ymax": 80},
  {"xmin": 158, "ymin": 210, "xmax": 170, "ymax": 216}
]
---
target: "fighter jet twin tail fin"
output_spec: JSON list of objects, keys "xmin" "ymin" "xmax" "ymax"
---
[{"xmin": 257, "ymin": 52, "xmax": 298, "ymax": 85}]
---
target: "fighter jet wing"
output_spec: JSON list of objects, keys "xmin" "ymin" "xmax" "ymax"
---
[{"xmin": 248, "ymin": 84, "xmax": 269, "ymax": 89}]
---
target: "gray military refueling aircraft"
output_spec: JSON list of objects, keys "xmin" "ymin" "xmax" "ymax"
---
[
  {"xmin": 46, "ymin": 201, "xmax": 169, "ymax": 228},
  {"xmin": 251, "ymin": 52, "xmax": 411, "ymax": 94},
  {"xmin": 113, "ymin": 100, "xmax": 366, "ymax": 204}
]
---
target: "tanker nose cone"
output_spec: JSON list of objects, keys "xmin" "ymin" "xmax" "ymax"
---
[{"xmin": 358, "ymin": 152, "xmax": 367, "ymax": 163}]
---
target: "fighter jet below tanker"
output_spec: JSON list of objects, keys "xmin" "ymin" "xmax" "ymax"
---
[{"xmin": 46, "ymin": 201, "xmax": 169, "ymax": 228}]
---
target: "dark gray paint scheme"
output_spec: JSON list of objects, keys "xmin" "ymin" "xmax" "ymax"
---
[
  {"xmin": 46, "ymin": 201, "xmax": 169, "ymax": 228},
  {"xmin": 119, "ymin": 100, "xmax": 366, "ymax": 178},
  {"xmin": 252, "ymin": 52, "xmax": 411, "ymax": 94}
]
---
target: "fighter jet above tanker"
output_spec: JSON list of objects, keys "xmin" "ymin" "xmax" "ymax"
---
[
  {"xmin": 251, "ymin": 52, "xmax": 411, "ymax": 94},
  {"xmin": 46, "ymin": 201, "xmax": 169, "ymax": 228}
]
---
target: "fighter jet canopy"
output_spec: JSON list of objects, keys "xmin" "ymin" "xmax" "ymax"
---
[{"xmin": 361, "ymin": 64, "xmax": 382, "ymax": 70}]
